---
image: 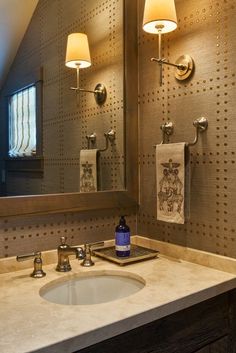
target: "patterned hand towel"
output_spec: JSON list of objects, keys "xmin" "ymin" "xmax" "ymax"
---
[
  {"xmin": 156, "ymin": 142, "xmax": 189, "ymax": 224},
  {"xmin": 80, "ymin": 149, "xmax": 99, "ymax": 192}
]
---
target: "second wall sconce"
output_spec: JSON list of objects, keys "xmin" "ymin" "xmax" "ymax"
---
[
  {"xmin": 142, "ymin": 0, "xmax": 194, "ymax": 85},
  {"xmin": 65, "ymin": 33, "xmax": 107, "ymax": 105}
]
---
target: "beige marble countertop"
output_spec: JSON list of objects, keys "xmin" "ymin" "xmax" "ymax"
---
[{"xmin": 1, "ymin": 235, "xmax": 236, "ymax": 353}]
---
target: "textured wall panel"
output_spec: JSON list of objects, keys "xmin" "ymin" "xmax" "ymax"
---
[
  {"xmin": 137, "ymin": 0, "xmax": 236, "ymax": 258},
  {"xmin": 0, "ymin": 0, "xmax": 134, "ymax": 259},
  {"xmin": 0, "ymin": 0, "xmax": 124, "ymax": 195},
  {"xmin": 1, "ymin": 0, "xmax": 235, "ymax": 263},
  {"xmin": 0, "ymin": 212, "xmax": 136, "ymax": 258}
]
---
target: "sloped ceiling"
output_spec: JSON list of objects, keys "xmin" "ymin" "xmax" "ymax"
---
[{"xmin": 0, "ymin": 0, "xmax": 39, "ymax": 90}]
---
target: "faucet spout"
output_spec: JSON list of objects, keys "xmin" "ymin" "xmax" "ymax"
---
[{"xmin": 56, "ymin": 237, "xmax": 84, "ymax": 272}]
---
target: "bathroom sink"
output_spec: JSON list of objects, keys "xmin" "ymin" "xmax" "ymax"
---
[{"xmin": 40, "ymin": 271, "xmax": 145, "ymax": 305}]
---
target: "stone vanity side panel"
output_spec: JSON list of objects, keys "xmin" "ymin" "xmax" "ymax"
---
[
  {"xmin": 0, "ymin": 0, "xmax": 124, "ymax": 195},
  {"xmin": 137, "ymin": 0, "xmax": 236, "ymax": 258}
]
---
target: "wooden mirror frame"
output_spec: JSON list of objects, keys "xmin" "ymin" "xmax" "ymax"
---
[{"xmin": 0, "ymin": 0, "xmax": 138, "ymax": 217}]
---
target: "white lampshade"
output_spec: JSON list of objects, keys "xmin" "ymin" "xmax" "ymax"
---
[
  {"xmin": 65, "ymin": 33, "xmax": 91, "ymax": 69},
  {"xmin": 143, "ymin": 0, "xmax": 177, "ymax": 34}
]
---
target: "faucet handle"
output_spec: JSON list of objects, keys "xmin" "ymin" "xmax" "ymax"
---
[
  {"xmin": 88, "ymin": 241, "xmax": 104, "ymax": 249},
  {"xmin": 16, "ymin": 252, "xmax": 46, "ymax": 278},
  {"xmin": 81, "ymin": 241, "xmax": 104, "ymax": 267}
]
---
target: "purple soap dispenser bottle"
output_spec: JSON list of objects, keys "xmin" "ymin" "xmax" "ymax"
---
[{"xmin": 115, "ymin": 216, "xmax": 130, "ymax": 257}]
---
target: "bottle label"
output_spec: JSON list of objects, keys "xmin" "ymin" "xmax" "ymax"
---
[
  {"xmin": 115, "ymin": 245, "xmax": 131, "ymax": 251},
  {"xmin": 115, "ymin": 232, "xmax": 130, "ymax": 251}
]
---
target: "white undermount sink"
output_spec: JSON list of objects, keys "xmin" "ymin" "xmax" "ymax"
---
[{"xmin": 40, "ymin": 271, "xmax": 145, "ymax": 305}]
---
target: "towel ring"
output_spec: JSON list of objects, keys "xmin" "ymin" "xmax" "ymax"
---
[
  {"xmin": 86, "ymin": 129, "xmax": 116, "ymax": 152},
  {"xmin": 188, "ymin": 117, "xmax": 208, "ymax": 146},
  {"xmin": 153, "ymin": 117, "xmax": 208, "ymax": 148}
]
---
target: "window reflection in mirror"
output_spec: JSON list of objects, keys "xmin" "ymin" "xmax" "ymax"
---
[
  {"xmin": 8, "ymin": 85, "xmax": 37, "ymax": 158},
  {"xmin": 0, "ymin": 0, "xmax": 124, "ymax": 197}
]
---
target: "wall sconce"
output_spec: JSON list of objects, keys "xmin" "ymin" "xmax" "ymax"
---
[
  {"xmin": 142, "ymin": 0, "xmax": 194, "ymax": 85},
  {"xmin": 65, "ymin": 33, "xmax": 107, "ymax": 105}
]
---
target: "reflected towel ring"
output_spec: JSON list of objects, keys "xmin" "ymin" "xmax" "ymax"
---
[
  {"xmin": 86, "ymin": 129, "xmax": 116, "ymax": 153},
  {"xmin": 86, "ymin": 133, "xmax": 97, "ymax": 149},
  {"xmin": 99, "ymin": 129, "xmax": 116, "ymax": 152}
]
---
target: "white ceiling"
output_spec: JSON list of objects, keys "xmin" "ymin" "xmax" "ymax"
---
[{"xmin": 0, "ymin": 0, "xmax": 39, "ymax": 89}]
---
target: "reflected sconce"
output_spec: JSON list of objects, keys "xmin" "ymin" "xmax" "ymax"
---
[
  {"xmin": 65, "ymin": 33, "xmax": 107, "ymax": 104},
  {"xmin": 142, "ymin": 0, "xmax": 194, "ymax": 85}
]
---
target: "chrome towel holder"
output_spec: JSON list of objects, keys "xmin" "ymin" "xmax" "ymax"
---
[{"xmin": 157, "ymin": 117, "xmax": 208, "ymax": 146}]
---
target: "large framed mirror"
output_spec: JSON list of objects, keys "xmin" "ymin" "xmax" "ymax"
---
[{"xmin": 0, "ymin": 0, "xmax": 138, "ymax": 217}]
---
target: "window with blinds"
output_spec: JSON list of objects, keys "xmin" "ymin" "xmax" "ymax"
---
[{"xmin": 8, "ymin": 85, "xmax": 37, "ymax": 158}]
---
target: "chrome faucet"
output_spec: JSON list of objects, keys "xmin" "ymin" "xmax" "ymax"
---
[{"xmin": 56, "ymin": 236, "xmax": 84, "ymax": 272}]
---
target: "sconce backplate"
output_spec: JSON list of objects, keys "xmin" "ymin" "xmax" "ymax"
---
[
  {"xmin": 94, "ymin": 83, "xmax": 107, "ymax": 105},
  {"xmin": 175, "ymin": 55, "xmax": 194, "ymax": 81}
]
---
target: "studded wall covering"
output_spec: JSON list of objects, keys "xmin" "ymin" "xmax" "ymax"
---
[
  {"xmin": 0, "ymin": 0, "xmax": 131, "ymax": 258},
  {"xmin": 1, "ymin": 0, "xmax": 236, "ymax": 262},
  {"xmin": 0, "ymin": 0, "xmax": 124, "ymax": 196},
  {"xmin": 0, "ymin": 210, "xmax": 136, "ymax": 258},
  {"xmin": 137, "ymin": 0, "xmax": 236, "ymax": 258}
]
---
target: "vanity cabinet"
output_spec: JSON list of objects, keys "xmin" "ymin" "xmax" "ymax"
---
[
  {"xmin": 194, "ymin": 336, "xmax": 229, "ymax": 352},
  {"xmin": 76, "ymin": 290, "xmax": 236, "ymax": 353}
]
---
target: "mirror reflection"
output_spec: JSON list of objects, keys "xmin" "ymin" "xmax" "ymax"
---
[{"xmin": 0, "ymin": 0, "xmax": 124, "ymax": 197}]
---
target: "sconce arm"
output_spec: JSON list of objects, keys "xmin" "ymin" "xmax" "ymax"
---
[
  {"xmin": 151, "ymin": 57, "xmax": 187, "ymax": 71},
  {"xmin": 70, "ymin": 87, "xmax": 95, "ymax": 93},
  {"xmin": 70, "ymin": 83, "xmax": 107, "ymax": 105},
  {"xmin": 151, "ymin": 55, "xmax": 194, "ymax": 82},
  {"xmin": 78, "ymin": 88, "xmax": 97, "ymax": 94}
]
